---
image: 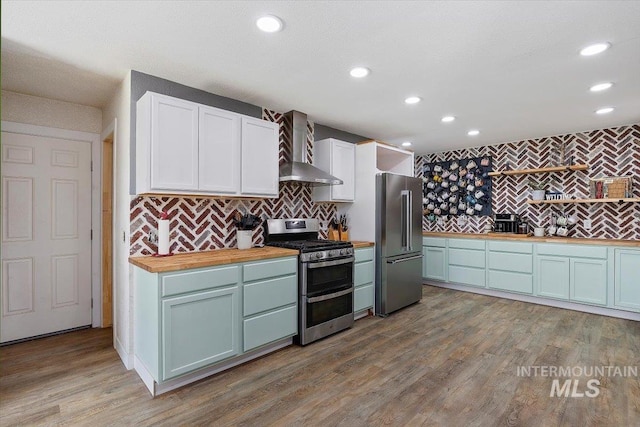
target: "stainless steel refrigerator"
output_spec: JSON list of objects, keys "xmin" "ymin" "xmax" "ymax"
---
[{"xmin": 375, "ymin": 173, "xmax": 423, "ymax": 315}]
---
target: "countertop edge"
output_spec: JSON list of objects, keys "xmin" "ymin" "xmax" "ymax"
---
[
  {"xmin": 352, "ymin": 241, "xmax": 375, "ymax": 248},
  {"xmin": 129, "ymin": 247, "xmax": 299, "ymax": 273},
  {"xmin": 422, "ymin": 232, "xmax": 640, "ymax": 248}
]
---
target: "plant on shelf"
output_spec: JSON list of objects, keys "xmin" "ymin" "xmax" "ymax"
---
[{"xmin": 529, "ymin": 179, "xmax": 547, "ymax": 201}]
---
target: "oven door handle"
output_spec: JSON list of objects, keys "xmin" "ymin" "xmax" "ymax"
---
[
  {"xmin": 307, "ymin": 287, "xmax": 353, "ymax": 303},
  {"xmin": 306, "ymin": 256, "xmax": 355, "ymax": 269}
]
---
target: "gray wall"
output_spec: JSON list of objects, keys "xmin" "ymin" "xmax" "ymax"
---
[
  {"xmin": 314, "ymin": 123, "xmax": 369, "ymax": 144},
  {"xmin": 130, "ymin": 70, "xmax": 369, "ymax": 194}
]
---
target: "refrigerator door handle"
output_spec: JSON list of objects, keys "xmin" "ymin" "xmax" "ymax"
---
[
  {"xmin": 401, "ymin": 190, "xmax": 409, "ymax": 250},
  {"xmin": 387, "ymin": 254, "xmax": 423, "ymax": 264},
  {"xmin": 401, "ymin": 189, "xmax": 412, "ymax": 251}
]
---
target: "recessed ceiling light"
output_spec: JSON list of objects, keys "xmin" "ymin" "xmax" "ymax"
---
[
  {"xmin": 590, "ymin": 82, "xmax": 613, "ymax": 92},
  {"xmin": 401, "ymin": 141, "xmax": 412, "ymax": 147},
  {"xmin": 441, "ymin": 116, "xmax": 455, "ymax": 123},
  {"xmin": 404, "ymin": 96, "xmax": 421, "ymax": 105},
  {"xmin": 467, "ymin": 130, "xmax": 480, "ymax": 136},
  {"xmin": 580, "ymin": 42, "xmax": 610, "ymax": 56},
  {"xmin": 595, "ymin": 107, "xmax": 614, "ymax": 115},
  {"xmin": 350, "ymin": 67, "xmax": 370, "ymax": 78},
  {"xmin": 256, "ymin": 15, "xmax": 283, "ymax": 33}
]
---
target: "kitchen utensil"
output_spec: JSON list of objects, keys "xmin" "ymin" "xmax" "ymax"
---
[
  {"xmin": 556, "ymin": 226, "xmax": 568, "ymax": 237},
  {"xmin": 548, "ymin": 225, "xmax": 557, "ymax": 236},
  {"xmin": 534, "ymin": 227, "xmax": 545, "ymax": 237}
]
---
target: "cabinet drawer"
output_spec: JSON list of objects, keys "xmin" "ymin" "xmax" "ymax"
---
[
  {"xmin": 243, "ymin": 275, "xmax": 297, "ymax": 317},
  {"xmin": 161, "ymin": 265, "xmax": 239, "ymax": 297},
  {"xmin": 449, "ymin": 265, "xmax": 485, "ymax": 287},
  {"xmin": 354, "ymin": 283, "xmax": 374, "ymax": 312},
  {"xmin": 488, "ymin": 241, "xmax": 532, "ymax": 254},
  {"xmin": 355, "ymin": 261, "xmax": 374, "ymax": 287},
  {"xmin": 536, "ymin": 244, "xmax": 607, "ymax": 259},
  {"xmin": 488, "ymin": 252, "xmax": 532, "ymax": 274},
  {"xmin": 355, "ymin": 247, "xmax": 374, "ymax": 263},
  {"xmin": 243, "ymin": 257, "xmax": 297, "ymax": 282},
  {"xmin": 488, "ymin": 270, "xmax": 533, "ymax": 294},
  {"xmin": 448, "ymin": 238, "xmax": 485, "ymax": 250},
  {"xmin": 449, "ymin": 248, "xmax": 485, "ymax": 268},
  {"xmin": 423, "ymin": 237, "xmax": 446, "ymax": 247},
  {"xmin": 243, "ymin": 305, "xmax": 297, "ymax": 352}
]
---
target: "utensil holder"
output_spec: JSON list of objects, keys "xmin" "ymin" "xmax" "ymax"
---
[
  {"xmin": 328, "ymin": 228, "xmax": 340, "ymax": 241},
  {"xmin": 237, "ymin": 230, "xmax": 252, "ymax": 250}
]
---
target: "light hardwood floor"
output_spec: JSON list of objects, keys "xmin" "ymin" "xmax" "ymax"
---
[{"xmin": 1, "ymin": 286, "xmax": 638, "ymax": 426}]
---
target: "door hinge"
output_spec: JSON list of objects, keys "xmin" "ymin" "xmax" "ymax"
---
[
  {"xmin": 90, "ymin": 229, "xmax": 93, "ymax": 240},
  {"xmin": 91, "ymin": 298, "xmax": 93, "ymax": 308},
  {"xmin": 91, "ymin": 161, "xmax": 93, "ymax": 172}
]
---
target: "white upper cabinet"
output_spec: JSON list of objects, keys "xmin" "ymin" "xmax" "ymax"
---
[
  {"xmin": 147, "ymin": 93, "xmax": 199, "ymax": 191},
  {"xmin": 241, "ymin": 117, "xmax": 280, "ymax": 197},
  {"xmin": 136, "ymin": 92, "xmax": 279, "ymax": 198},
  {"xmin": 312, "ymin": 138, "xmax": 355, "ymax": 202},
  {"xmin": 199, "ymin": 106, "xmax": 241, "ymax": 194}
]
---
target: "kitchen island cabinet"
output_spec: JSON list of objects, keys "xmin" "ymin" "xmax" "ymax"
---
[
  {"xmin": 421, "ymin": 232, "xmax": 639, "ymax": 320},
  {"xmin": 133, "ymin": 254, "xmax": 297, "ymax": 396}
]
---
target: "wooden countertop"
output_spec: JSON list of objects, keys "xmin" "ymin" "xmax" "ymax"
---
[
  {"xmin": 129, "ymin": 247, "xmax": 299, "ymax": 273},
  {"xmin": 423, "ymin": 232, "xmax": 640, "ymax": 248},
  {"xmin": 352, "ymin": 241, "xmax": 375, "ymax": 248}
]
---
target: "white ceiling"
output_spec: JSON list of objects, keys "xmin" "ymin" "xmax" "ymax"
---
[{"xmin": 2, "ymin": 1, "xmax": 640, "ymax": 154}]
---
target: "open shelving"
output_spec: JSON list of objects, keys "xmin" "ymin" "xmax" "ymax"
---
[
  {"xmin": 527, "ymin": 198, "xmax": 640, "ymax": 205},
  {"xmin": 488, "ymin": 164, "xmax": 588, "ymax": 177}
]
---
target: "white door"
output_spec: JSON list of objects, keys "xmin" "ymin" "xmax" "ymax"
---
[
  {"xmin": 1, "ymin": 131, "xmax": 92, "ymax": 343},
  {"xmin": 150, "ymin": 94, "xmax": 199, "ymax": 191},
  {"xmin": 199, "ymin": 106, "xmax": 241, "ymax": 194},
  {"xmin": 240, "ymin": 117, "xmax": 279, "ymax": 196}
]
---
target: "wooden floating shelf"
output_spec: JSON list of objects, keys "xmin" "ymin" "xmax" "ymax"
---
[
  {"xmin": 527, "ymin": 198, "xmax": 640, "ymax": 205},
  {"xmin": 488, "ymin": 164, "xmax": 589, "ymax": 177}
]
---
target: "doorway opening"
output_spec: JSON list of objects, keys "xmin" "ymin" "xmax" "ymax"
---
[{"xmin": 101, "ymin": 134, "xmax": 114, "ymax": 327}]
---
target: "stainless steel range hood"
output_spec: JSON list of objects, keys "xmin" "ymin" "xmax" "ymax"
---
[{"xmin": 279, "ymin": 110, "xmax": 343, "ymax": 185}]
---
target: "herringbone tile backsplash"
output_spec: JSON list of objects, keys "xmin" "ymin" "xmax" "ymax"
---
[
  {"xmin": 417, "ymin": 124, "xmax": 640, "ymax": 240},
  {"xmin": 130, "ymin": 109, "xmax": 337, "ymax": 256}
]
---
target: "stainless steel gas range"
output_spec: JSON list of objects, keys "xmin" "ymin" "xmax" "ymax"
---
[{"xmin": 265, "ymin": 218, "xmax": 354, "ymax": 345}]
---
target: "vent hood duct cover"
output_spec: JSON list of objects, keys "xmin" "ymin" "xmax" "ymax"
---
[{"xmin": 279, "ymin": 110, "xmax": 343, "ymax": 185}]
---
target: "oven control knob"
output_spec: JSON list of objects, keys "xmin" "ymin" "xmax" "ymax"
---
[
  {"xmin": 315, "ymin": 252, "xmax": 323, "ymax": 259},
  {"xmin": 340, "ymin": 249, "xmax": 346, "ymax": 255}
]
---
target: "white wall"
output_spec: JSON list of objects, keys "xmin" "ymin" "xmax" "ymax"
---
[
  {"xmin": 1, "ymin": 90, "xmax": 102, "ymax": 133},
  {"xmin": 101, "ymin": 71, "xmax": 133, "ymax": 368}
]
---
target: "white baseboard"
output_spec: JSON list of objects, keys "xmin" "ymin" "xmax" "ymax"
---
[
  {"xmin": 115, "ymin": 336, "xmax": 133, "ymax": 370},
  {"xmin": 426, "ymin": 281, "xmax": 640, "ymax": 321},
  {"xmin": 142, "ymin": 337, "xmax": 293, "ymax": 397}
]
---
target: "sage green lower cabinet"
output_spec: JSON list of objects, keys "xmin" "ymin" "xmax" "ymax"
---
[
  {"xmin": 536, "ymin": 244, "xmax": 608, "ymax": 307},
  {"xmin": 242, "ymin": 257, "xmax": 298, "ymax": 352},
  {"xmin": 421, "ymin": 235, "xmax": 637, "ymax": 319},
  {"xmin": 487, "ymin": 241, "xmax": 533, "ymax": 294},
  {"xmin": 447, "ymin": 239, "xmax": 486, "ymax": 287},
  {"xmin": 162, "ymin": 285, "xmax": 239, "ymax": 380},
  {"xmin": 354, "ymin": 247, "xmax": 375, "ymax": 313},
  {"xmin": 614, "ymin": 249, "xmax": 640, "ymax": 312},
  {"xmin": 536, "ymin": 256, "xmax": 570, "ymax": 300},
  {"xmin": 133, "ymin": 255, "xmax": 298, "ymax": 394},
  {"xmin": 423, "ymin": 237, "xmax": 447, "ymax": 281},
  {"xmin": 569, "ymin": 258, "xmax": 608, "ymax": 306}
]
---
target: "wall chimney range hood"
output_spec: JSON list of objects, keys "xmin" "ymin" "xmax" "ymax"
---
[{"xmin": 279, "ymin": 110, "xmax": 343, "ymax": 185}]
